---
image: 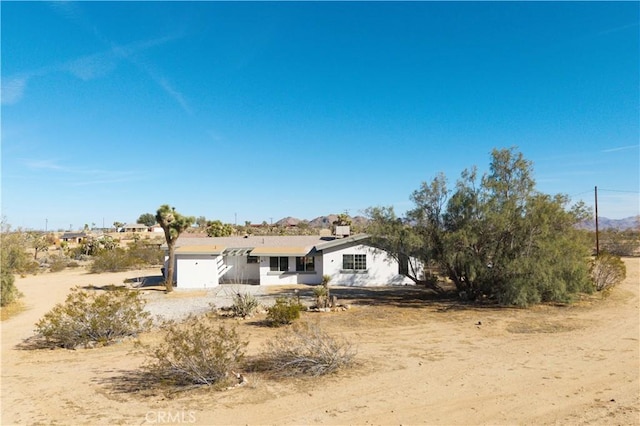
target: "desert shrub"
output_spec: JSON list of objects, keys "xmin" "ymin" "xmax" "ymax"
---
[
  {"xmin": 142, "ymin": 314, "xmax": 247, "ymax": 387},
  {"xmin": 258, "ymin": 322, "xmax": 356, "ymax": 377},
  {"xmin": 1, "ymin": 228, "xmax": 39, "ymax": 275},
  {"xmin": 90, "ymin": 243, "xmax": 163, "ymax": 273},
  {"xmin": 599, "ymin": 229, "xmax": 640, "ymax": 257},
  {"xmin": 49, "ymin": 256, "xmax": 68, "ymax": 272},
  {"xmin": 90, "ymin": 248, "xmax": 135, "ymax": 273},
  {"xmin": 230, "ymin": 292, "xmax": 260, "ymax": 318},
  {"xmin": 127, "ymin": 240, "xmax": 164, "ymax": 265},
  {"xmin": 34, "ymin": 287, "xmax": 151, "ymax": 349},
  {"xmin": 590, "ymin": 253, "xmax": 627, "ymax": 291},
  {"xmin": 1, "ymin": 270, "xmax": 22, "ymax": 307},
  {"xmin": 266, "ymin": 297, "xmax": 304, "ymax": 327}
]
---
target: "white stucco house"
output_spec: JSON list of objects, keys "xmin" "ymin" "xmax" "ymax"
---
[
  {"xmin": 122, "ymin": 223, "xmax": 150, "ymax": 233},
  {"xmin": 163, "ymin": 234, "xmax": 422, "ymax": 289}
]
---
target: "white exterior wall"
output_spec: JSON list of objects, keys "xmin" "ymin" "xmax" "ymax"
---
[
  {"xmin": 223, "ymin": 256, "xmax": 260, "ymax": 283},
  {"xmin": 257, "ymin": 256, "xmax": 323, "ymax": 285},
  {"xmin": 175, "ymin": 255, "xmax": 220, "ymax": 289},
  {"xmin": 321, "ymin": 243, "xmax": 416, "ymax": 286}
]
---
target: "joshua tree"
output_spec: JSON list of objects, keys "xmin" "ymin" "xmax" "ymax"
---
[{"xmin": 156, "ymin": 205, "xmax": 195, "ymax": 292}]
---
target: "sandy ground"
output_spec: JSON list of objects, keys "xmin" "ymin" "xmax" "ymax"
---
[{"xmin": 1, "ymin": 259, "xmax": 638, "ymax": 426}]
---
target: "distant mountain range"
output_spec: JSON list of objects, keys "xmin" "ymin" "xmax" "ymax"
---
[
  {"xmin": 274, "ymin": 215, "xmax": 370, "ymax": 229},
  {"xmin": 274, "ymin": 214, "xmax": 639, "ymax": 232},
  {"xmin": 578, "ymin": 216, "xmax": 639, "ymax": 231}
]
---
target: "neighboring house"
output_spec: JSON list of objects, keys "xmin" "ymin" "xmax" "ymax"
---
[
  {"xmin": 150, "ymin": 224, "xmax": 165, "ymax": 234},
  {"xmin": 163, "ymin": 234, "xmax": 422, "ymax": 289},
  {"xmin": 122, "ymin": 223, "xmax": 149, "ymax": 233},
  {"xmin": 60, "ymin": 232, "xmax": 88, "ymax": 243}
]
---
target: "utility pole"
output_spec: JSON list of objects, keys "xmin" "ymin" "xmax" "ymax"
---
[
  {"xmin": 595, "ymin": 186, "xmax": 599, "ymax": 257},
  {"xmin": 45, "ymin": 218, "xmax": 48, "ymax": 232}
]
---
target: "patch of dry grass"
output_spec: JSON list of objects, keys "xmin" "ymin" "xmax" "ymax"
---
[{"xmin": 0, "ymin": 300, "xmax": 27, "ymax": 321}]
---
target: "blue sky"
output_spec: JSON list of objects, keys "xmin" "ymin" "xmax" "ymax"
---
[{"xmin": 2, "ymin": 1, "xmax": 638, "ymax": 231}]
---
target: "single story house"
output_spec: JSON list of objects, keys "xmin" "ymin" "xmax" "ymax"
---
[
  {"xmin": 60, "ymin": 232, "xmax": 88, "ymax": 243},
  {"xmin": 122, "ymin": 223, "xmax": 149, "ymax": 233},
  {"xmin": 163, "ymin": 234, "xmax": 422, "ymax": 289}
]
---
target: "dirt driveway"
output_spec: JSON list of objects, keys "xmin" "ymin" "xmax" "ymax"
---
[{"xmin": 1, "ymin": 260, "xmax": 638, "ymax": 425}]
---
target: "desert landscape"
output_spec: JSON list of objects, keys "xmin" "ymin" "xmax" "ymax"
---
[{"xmin": 1, "ymin": 258, "xmax": 638, "ymax": 425}]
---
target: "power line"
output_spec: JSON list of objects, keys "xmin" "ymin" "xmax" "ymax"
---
[
  {"xmin": 597, "ymin": 188, "xmax": 639, "ymax": 194},
  {"xmin": 570, "ymin": 188, "xmax": 639, "ymax": 198}
]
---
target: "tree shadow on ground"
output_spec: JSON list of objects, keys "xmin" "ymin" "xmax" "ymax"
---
[
  {"xmin": 265, "ymin": 285, "xmax": 458, "ymax": 309},
  {"xmin": 92, "ymin": 368, "xmax": 169, "ymax": 397},
  {"xmin": 75, "ymin": 275, "xmax": 165, "ymax": 292},
  {"xmin": 124, "ymin": 275, "xmax": 165, "ymax": 288},
  {"xmin": 263, "ymin": 284, "xmax": 518, "ymax": 313},
  {"xmin": 15, "ymin": 335, "xmax": 54, "ymax": 351}
]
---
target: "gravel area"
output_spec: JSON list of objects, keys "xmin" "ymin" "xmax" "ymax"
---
[{"xmin": 142, "ymin": 284, "xmax": 274, "ymax": 323}]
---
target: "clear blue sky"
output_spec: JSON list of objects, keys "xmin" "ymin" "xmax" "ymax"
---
[{"xmin": 2, "ymin": 1, "xmax": 638, "ymax": 231}]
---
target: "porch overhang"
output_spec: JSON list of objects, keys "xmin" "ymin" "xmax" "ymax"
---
[{"xmin": 224, "ymin": 248, "xmax": 254, "ymax": 256}]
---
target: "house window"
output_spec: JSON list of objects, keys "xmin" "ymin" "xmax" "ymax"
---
[
  {"xmin": 247, "ymin": 256, "xmax": 259, "ymax": 264},
  {"xmin": 296, "ymin": 256, "xmax": 315, "ymax": 272},
  {"xmin": 269, "ymin": 256, "xmax": 289, "ymax": 272},
  {"xmin": 343, "ymin": 254, "xmax": 366, "ymax": 271}
]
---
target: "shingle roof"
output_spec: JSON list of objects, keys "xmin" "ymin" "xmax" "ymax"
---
[
  {"xmin": 175, "ymin": 235, "xmax": 330, "ymax": 249},
  {"xmin": 61, "ymin": 233, "xmax": 87, "ymax": 240},
  {"xmin": 170, "ymin": 234, "xmax": 370, "ymax": 255},
  {"xmin": 175, "ymin": 245, "xmax": 225, "ymax": 255}
]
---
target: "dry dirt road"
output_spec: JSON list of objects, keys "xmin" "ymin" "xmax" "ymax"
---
[{"xmin": 1, "ymin": 260, "xmax": 638, "ymax": 425}]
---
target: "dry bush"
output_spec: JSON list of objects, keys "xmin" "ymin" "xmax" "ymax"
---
[
  {"xmin": 49, "ymin": 255, "xmax": 68, "ymax": 272},
  {"xmin": 141, "ymin": 314, "xmax": 247, "ymax": 388},
  {"xmin": 34, "ymin": 287, "xmax": 151, "ymax": 349},
  {"xmin": 258, "ymin": 322, "xmax": 356, "ymax": 377},
  {"xmin": 590, "ymin": 252, "xmax": 627, "ymax": 291}
]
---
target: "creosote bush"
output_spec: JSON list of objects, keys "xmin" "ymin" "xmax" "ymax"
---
[
  {"xmin": 258, "ymin": 322, "xmax": 356, "ymax": 377},
  {"xmin": 90, "ymin": 248, "xmax": 136, "ymax": 273},
  {"xmin": 35, "ymin": 287, "xmax": 151, "ymax": 349},
  {"xmin": 590, "ymin": 253, "xmax": 626, "ymax": 292},
  {"xmin": 89, "ymin": 242, "xmax": 163, "ymax": 273},
  {"xmin": 142, "ymin": 314, "xmax": 247, "ymax": 387},
  {"xmin": 49, "ymin": 255, "xmax": 68, "ymax": 272},
  {"xmin": 1, "ymin": 270, "xmax": 22, "ymax": 307},
  {"xmin": 266, "ymin": 297, "xmax": 304, "ymax": 327}
]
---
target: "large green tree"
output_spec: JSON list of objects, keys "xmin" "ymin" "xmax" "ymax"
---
[
  {"xmin": 137, "ymin": 213, "xmax": 157, "ymax": 227},
  {"xmin": 367, "ymin": 148, "xmax": 593, "ymax": 306},
  {"xmin": 156, "ymin": 205, "xmax": 195, "ymax": 292},
  {"xmin": 366, "ymin": 206, "xmax": 442, "ymax": 292}
]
